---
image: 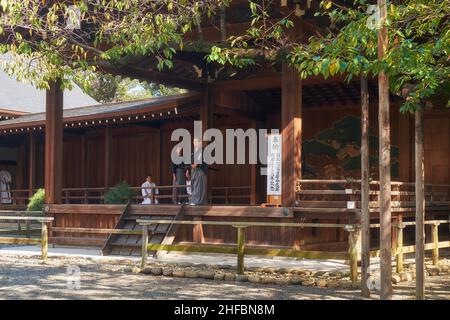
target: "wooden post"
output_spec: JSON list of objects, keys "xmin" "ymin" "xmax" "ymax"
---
[
  {"xmin": 348, "ymin": 228, "xmax": 359, "ymax": 285},
  {"xmin": 415, "ymin": 109, "xmax": 425, "ymax": 300},
  {"xmin": 80, "ymin": 136, "xmax": 86, "ymax": 190},
  {"xmin": 281, "ymin": 16, "xmax": 302, "ymax": 207},
  {"xmin": 16, "ymin": 137, "xmax": 26, "ymax": 204},
  {"xmin": 432, "ymin": 223, "xmax": 439, "ymax": 265},
  {"xmin": 200, "ymin": 87, "xmax": 212, "ymax": 202},
  {"xmin": 250, "ymin": 121, "xmax": 257, "ymax": 206},
  {"xmin": 28, "ymin": 132, "xmax": 35, "ymax": 199},
  {"xmin": 193, "ymin": 216, "xmax": 205, "ymax": 243},
  {"xmin": 360, "ymin": 75, "xmax": 371, "ymax": 297},
  {"xmin": 141, "ymin": 225, "xmax": 148, "ymax": 268},
  {"xmin": 396, "ymin": 223, "xmax": 404, "ymax": 273},
  {"xmin": 377, "ymin": 0, "xmax": 392, "ymax": 300},
  {"xmin": 41, "ymin": 222, "xmax": 48, "ymax": 261},
  {"xmin": 104, "ymin": 126, "xmax": 112, "ymax": 190},
  {"xmin": 45, "ymin": 79, "xmax": 63, "ymax": 204},
  {"xmin": 26, "ymin": 219, "xmax": 30, "ymax": 238},
  {"xmin": 236, "ymin": 226, "xmax": 246, "ymax": 275}
]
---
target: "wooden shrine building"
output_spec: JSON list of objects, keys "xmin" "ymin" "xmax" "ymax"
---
[{"xmin": 0, "ymin": 0, "xmax": 449, "ymax": 253}]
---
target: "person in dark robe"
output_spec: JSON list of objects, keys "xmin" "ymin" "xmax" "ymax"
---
[
  {"xmin": 190, "ymin": 137, "xmax": 208, "ymax": 205},
  {"xmin": 172, "ymin": 147, "xmax": 188, "ymax": 204}
]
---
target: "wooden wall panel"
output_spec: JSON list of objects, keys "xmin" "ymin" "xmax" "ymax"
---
[
  {"xmin": 62, "ymin": 138, "xmax": 83, "ymax": 188},
  {"xmin": 424, "ymin": 113, "xmax": 450, "ymax": 184},
  {"xmin": 111, "ymin": 130, "xmax": 160, "ymax": 187},
  {"xmin": 86, "ymin": 136, "xmax": 105, "ymax": 187}
]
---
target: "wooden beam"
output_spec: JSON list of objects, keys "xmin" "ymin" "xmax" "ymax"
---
[
  {"xmin": 210, "ymin": 75, "xmax": 281, "ymax": 92},
  {"xmin": 213, "ymin": 104, "xmax": 264, "ymax": 120},
  {"xmin": 101, "ymin": 66, "xmax": 206, "ymax": 91},
  {"xmin": 377, "ymin": 0, "xmax": 392, "ymax": 300},
  {"xmin": 45, "ymin": 79, "xmax": 63, "ymax": 204},
  {"xmin": 360, "ymin": 76, "xmax": 371, "ymax": 298},
  {"xmin": 415, "ymin": 109, "xmax": 425, "ymax": 300}
]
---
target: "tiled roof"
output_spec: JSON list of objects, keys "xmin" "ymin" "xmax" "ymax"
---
[{"xmin": 0, "ymin": 92, "xmax": 201, "ymax": 130}]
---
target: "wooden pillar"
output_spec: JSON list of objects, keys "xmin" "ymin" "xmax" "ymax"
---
[
  {"xmin": 415, "ymin": 109, "xmax": 425, "ymax": 300},
  {"xmin": 236, "ymin": 226, "xmax": 246, "ymax": 275},
  {"xmin": 104, "ymin": 126, "xmax": 112, "ymax": 190},
  {"xmin": 281, "ymin": 16, "xmax": 302, "ymax": 207},
  {"xmin": 80, "ymin": 136, "xmax": 86, "ymax": 188},
  {"xmin": 398, "ymin": 113, "xmax": 411, "ymax": 182},
  {"xmin": 200, "ymin": 88, "xmax": 213, "ymax": 134},
  {"xmin": 45, "ymin": 79, "xmax": 63, "ymax": 204},
  {"xmin": 158, "ymin": 129, "xmax": 163, "ymax": 185},
  {"xmin": 377, "ymin": 0, "xmax": 392, "ymax": 300},
  {"xmin": 193, "ymin": 216, "xmax": 205, "ymax": 243},
  {"xmin": 16, "ymin": 137, "xmax": 26, "ymax": 204},
  {"xmin": 348, "ymin": 229, "xmax": 359, "ymax": 286},
  {"xmin": 141, "ymin": 225, "xmax": 148, "ymax": 268},
  {"xmin": 360, "ymin": 76, "xmax": 371, "ymax": 297},
  {"xmin": 250, "ymin": 120, "xmax": 258, "ymax": 205},
  {"xmin": 431, "ymin": 223, "xmax": 439, "ymax": 265},
  {"xmin": 41, "ymin": 222, "xmax": 48, "ymax": 261},
  {"xmin": 396, "ymin": 223, "xmax": 404, "ymax": 273},
  {"xmin": 200, "ymin": 88, "xmax": 212, "ymax": 201},
  {"xmin": 28, "ymin": 132, "xmax": 35, "ymax": 198}
]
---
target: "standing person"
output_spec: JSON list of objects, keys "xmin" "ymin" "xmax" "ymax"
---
[
  {"xmin": 141, "ymin": 174, "xmax": 159, "ymax": 204},
  {"xmin": 0, "ymin": 165, "xmax": 12, "ymax": 204},
  {"xmin": 171, "ymin": 147, "xmax": 188, "ymax": 204},
  {"xmin": 190, "ymin": 137, "xmax": 208, "ymax": 205}
]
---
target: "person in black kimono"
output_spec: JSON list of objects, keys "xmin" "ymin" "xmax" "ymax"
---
[
  {"xmin": 172, "ymin": 147, "xmax": 188, "ymax": 204},
  {"xmin": 190, "ymin": 137, "xmax": 208, "ymax": 205}
]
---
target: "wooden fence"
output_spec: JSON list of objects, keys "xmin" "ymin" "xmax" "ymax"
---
[
  {"xmin": 0, "ymin": 212, "xmax": 54, "ymax": 260},
  {"xmin": 5, "ymin": 185, "xmax": 253, "ymax": 206},
  {"xmin": 135, "ymin": 218, "xmax": 450, "ymax": 286}
]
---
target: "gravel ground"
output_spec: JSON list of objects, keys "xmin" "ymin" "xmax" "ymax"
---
[{"xmin": 0, "ymin": 253, "xmax": 448, "ymax": 300}]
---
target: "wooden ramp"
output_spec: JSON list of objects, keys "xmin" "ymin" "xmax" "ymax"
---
[{"xmin": 102, "ymin": 204, "xmax": 184, "ymax": 257}]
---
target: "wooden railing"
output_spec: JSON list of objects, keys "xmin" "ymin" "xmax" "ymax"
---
[
  {"xmin": 209, "ymin": 186, "xmax": 252, "ymax": 205},
  {"xmin": 0, "ymin": 212, "xmax": 54, "ymax": 260},
  {"xmin": 4, "ymin": 185, "xmax": 253, "ymax": 205},
  {"xmin": 296, "ymin": 179, "xmax": 450, "ymax": 213},
  {"xmin": 0, "ymin": 188, "xmax": 37, "ymax": 205}
]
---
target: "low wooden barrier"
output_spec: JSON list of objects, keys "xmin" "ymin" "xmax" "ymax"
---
[
  {"xmin": 134, "ymin": 218, "xmax": 450, "ymax": 286},
  {"xmin": 0, "ymin": 213, "xmax": 54, "ymax": 260},
  {"xmin": 137, "ymin": 219, "xmax": 358, "ymax": 282},
  {"xmin": 369, "ymin": 219, "xmax": 450, "ymax": 273}
]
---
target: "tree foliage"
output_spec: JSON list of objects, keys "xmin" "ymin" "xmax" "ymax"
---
[
  {"xmin": 0, "ymin": 0, "xmax": 229, "ymax": 89},
  {"xmin": 208, "ymin": 0, "xmax": 450, "ymax": 112},
  {"xmin": 0, "ymin": 0, "xmax": 448, "ymax": 112},
  {"xmin": 76, "ymin": 71, "xmax": 185, "ymax": 103}
]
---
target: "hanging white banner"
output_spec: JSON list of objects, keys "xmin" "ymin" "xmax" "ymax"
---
[{"xmin": 267, "ymin": 133, "xmax": 282, "ymax": 196}]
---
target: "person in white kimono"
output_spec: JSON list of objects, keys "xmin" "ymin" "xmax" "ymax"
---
[
  {"xmin": 141, "ymin": 174, "xmax": 159, "ymax": 204},
  {"xmin": 0, "ymin": 165, "xmax": 12, "ymax": 204}
]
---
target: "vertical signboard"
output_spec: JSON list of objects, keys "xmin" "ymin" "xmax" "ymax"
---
[{"xmin": 266, "ymin": 133, "xmax": 282, "ymax": 205}]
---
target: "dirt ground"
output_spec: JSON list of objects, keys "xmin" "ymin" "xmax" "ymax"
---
[{"xmin": 0, "ymin": 254, "xmax": 449, "ymax": 300}]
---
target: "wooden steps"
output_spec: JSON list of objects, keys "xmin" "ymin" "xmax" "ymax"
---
[{"xmin": 102, "ymin": 204, "xmax": 185, "ymax": 257}]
